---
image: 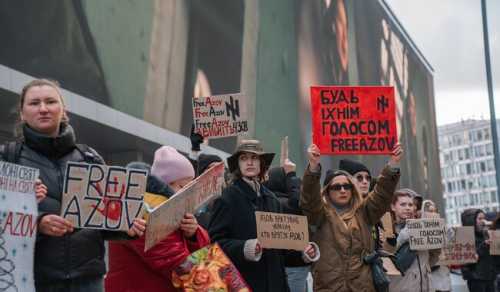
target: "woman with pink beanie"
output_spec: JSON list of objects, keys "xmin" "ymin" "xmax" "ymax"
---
[{"xmin": 106, "ymin": 146, "xmax": 210, "ymax": 292}]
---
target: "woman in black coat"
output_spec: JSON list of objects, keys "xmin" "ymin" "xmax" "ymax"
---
[
  {"xmin": 208, "ymin": 140, "xmax": 319, "ymax": 292},
  {"xmin": 461, "ymin": 208, "xmax": 496, "ymax": 292},
  {"xmin": 0, "ymin": 79, "xmax": 145, "ymax": 292}
]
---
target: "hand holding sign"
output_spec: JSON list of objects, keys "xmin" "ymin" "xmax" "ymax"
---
[
  {"xmin": 127, "ymin": 218, "xmax": 146, "ymax": 237},
  {"xmin": 35, "ymin": 179, "xmax": 47, "ymax": 203},
  {"xmin": 180, "ymin": 213, "xmax": 199, "ymax": 238},
  {"xmin": 39, "ymin": 214, "xmax": 74, "ymax": 237},
  {"xmin": 304, "ymin": 243, "xmax": 317, "ymax": 260}
]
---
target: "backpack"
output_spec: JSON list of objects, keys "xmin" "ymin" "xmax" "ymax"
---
[{"xmin": 0, "ymin": 141, "xmax": 104, "ymax": 165}]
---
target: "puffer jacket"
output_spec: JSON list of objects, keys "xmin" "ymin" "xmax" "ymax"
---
[
  {"xmin": 461, "ymin": 208, "xmax": 496, "ymax": 281},
  {"xmin": 106, "ymin": 173, "xmax": 210, "ymax": 292},
  {"xmin": 0, "ymin": 124, "xmax": 121, "ymax": 285},
  {"xmin": 300, "ymin": 164, "xmax": 400, "ymax": 292}
]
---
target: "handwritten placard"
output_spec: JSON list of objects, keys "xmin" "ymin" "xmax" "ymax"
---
[
  {"xmin": 438, "ymin": 226, "xmax": 476, "ymax": 265},
  {"xmin": 145, "ymin": 162, "xmax": 225, "ymax": 251},
  {"xmin": 311, "ymin": 86, "xmax": 397, "ymax": 155},
  {"xmin": 192, "ymin": 93, "xmax": 248, "ymax": 139},
  {"xmin": 0, "ymin": 161, "xmax": 39, "ymax": 292},
  {"xmin": 255, "ymin": 211, "xmax": 309, "ymax": 251},
  {"xmin": 60, "ymin": 162, "xmax": 147, "ymax": 231},
  {"xmin": 407, "ymin": 218, "xmax": 446, "ymax": 250},
  {"xmin": 490, "ymin": 230, "xmax": 500, "ymax": 255}
]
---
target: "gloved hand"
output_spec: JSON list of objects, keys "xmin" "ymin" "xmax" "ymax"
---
[{"xmin": 190, "ymin": 125, "xmax": 204, "ymax": 151}]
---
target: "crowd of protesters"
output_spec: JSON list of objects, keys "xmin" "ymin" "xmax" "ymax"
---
[{"xmin": 2, "ymin": 78, "xmax": 500, "ymax": 292}]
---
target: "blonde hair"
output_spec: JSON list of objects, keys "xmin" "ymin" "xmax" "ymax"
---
[{"xmin": 16, "ymin": 78, "xmax": 69, "ymax": 137}]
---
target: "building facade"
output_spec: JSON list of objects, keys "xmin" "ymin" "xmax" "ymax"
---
[
  {"xmin": 0, "ymin": 0, "xmax": 442, "ymax": 206},
  {"xmin": 439, "ymin": 119, "xmax": 499, "ymax": 226}
]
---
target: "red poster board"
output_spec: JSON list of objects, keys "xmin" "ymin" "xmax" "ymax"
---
[{"xmin": 311, "ymin": 86, "xmax": 397, "ymax": 155}]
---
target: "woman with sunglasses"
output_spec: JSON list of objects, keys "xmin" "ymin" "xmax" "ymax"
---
[{"xmin": 300, "ymin": 143, "xmax": 402, "ymax": 292}]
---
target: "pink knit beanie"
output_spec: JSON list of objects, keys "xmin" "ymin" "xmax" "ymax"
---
[{"xmin": 151, "ymin": 146, "xmax": 195, "ymax": 184}]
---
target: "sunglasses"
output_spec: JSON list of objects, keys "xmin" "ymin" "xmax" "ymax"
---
[
  {"xmin": 329, "ymin": 183, "xmax": 353, "ymax": 191},
  {"xmin": 355, "ymin": 174, "xmax": 372, "ymax": 183}
]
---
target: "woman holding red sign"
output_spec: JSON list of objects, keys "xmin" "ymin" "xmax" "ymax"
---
[{"xmin": 300, "ymin": 143, "xmax": 402, "ymax": 292}]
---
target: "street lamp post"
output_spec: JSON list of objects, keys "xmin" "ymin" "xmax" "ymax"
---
[{"xmin": 481, "ymin": 0, "xmax": 500, "ymax": 204}]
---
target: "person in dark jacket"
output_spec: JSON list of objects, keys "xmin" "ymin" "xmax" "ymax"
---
[
  {"xmin": 194, "ymin": 153, "xmax": 223, "ymax": 229},
  {"xmin": 264, "ymin": 160, "xmax": 312, "ymax": 292},
  {"xmin": 208, "ymin": 139, "xmax": 319, "ymax": 292},
  {"xmin": 338, "ymin": 158, "xmax": 372, "ymax": 197},
  {"xmin": 264, "ymin": 165, "xmax": 301, "ymax": 216},
  {"xmin": 461, "ymin": 208, "xmax": 496, "ymax": 292},
  {"xmin": 0, "ymin": 79, "xmax": 145, "ymax": 292}
]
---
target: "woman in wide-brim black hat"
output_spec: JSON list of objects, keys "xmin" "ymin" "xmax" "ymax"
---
[{"xmin": 208, "ymin": 139, "xmax": 319, "ymax": 292}]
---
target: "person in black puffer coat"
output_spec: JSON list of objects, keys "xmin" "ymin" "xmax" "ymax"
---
[
  {"xmin": 0, "ymin": 79, "xmax": 145, "ymax": 292},
  {"xmin": 461, "ymin": 208, "xmax": 496, "ymax": 292}
]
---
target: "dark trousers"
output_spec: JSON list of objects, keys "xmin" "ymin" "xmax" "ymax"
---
[
  {"xmin": 467, "ymin": 279, "xmax": 495, "ymax": 292},
  {"xmin": 36, "ymin": 277, "xmax": 103, "ymax": 292}
]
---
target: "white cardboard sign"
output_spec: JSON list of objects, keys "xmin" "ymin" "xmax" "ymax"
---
[
  {"xmin": 60, "ymin": 162, "xmax": 147, "ymax": 231},
  {"xmin": 0, "ymin": 161, "xmax": 39, "ymax": 292}
]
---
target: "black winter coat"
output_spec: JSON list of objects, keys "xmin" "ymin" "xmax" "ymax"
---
[
  {"xmin": 461, "ymin": 208, "xmax": 496, "ymax": 281},
  {"xmin": 264, "ymin": 168, "xmax": 301, "ymax": 216},
  {"xmin": 0, "ymin": 124, "xmax": 123, "ymax": 285},
  {"xmin": 264, "ymin": 168, "xmax": 308, "ymax": 268},
  {"xmin": 208, "ymin": 178, "xmax": 290, "ymax": 292}
]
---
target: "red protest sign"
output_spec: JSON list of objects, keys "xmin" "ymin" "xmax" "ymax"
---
[{"xmin": 310, "ymin": 86, "xmax": 397, "ymax": 155}]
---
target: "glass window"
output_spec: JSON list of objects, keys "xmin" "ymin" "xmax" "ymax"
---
[
  {"xmin": 486, "ymin": 143, "xmax": 493, "ymax": 156},
  {"xmin": 466, "ymin": 163, "xmax": 472, "ymax": 174},
  {"xmin": 487, "ymin": 160, "xmax": 495, "ymax": 171},
  {"xmin": 474, "ymin": 145, "xmax": 481, "ymax": 157},
  {"xmin": 465, "ymin": 148, "xmax": 470, "ymax": 159},
  {"xmin": 484, "ymin": 128, "xmax": 491, "ymax": 140}
]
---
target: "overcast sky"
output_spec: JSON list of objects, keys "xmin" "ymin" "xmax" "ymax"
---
[{"xmin": 385, "ymin": 0, "xmax": 500, "ymax": 125}]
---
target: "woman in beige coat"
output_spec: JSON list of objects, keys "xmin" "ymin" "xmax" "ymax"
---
[{"xmin": 300, "ymin": 144, "xmax": 402, "ymax": 292}]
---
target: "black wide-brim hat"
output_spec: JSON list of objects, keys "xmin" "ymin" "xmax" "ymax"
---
[{"xmin": 227, "ymin": 139, "xmax": 275, "ymax": 173}]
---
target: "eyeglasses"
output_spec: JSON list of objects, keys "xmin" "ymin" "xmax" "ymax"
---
[
  {"xmin": 329, "ymin": 183, "xmax": 353, "ymax": 191},
  {"xmin": 355, "ymin": 174, "xmax": 371, "ymax": 183}
]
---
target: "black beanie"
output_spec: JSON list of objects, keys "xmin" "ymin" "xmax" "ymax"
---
[
  {"xmin": 338, "ymin": 159, "xmax": 371, "ymax": 176},
  {"xmin": 323, "ymin": 169, "xmax": 336, "ymax": 187},
  {"xmin": 198, "ymin": 153, "xmax": 223, "ymax": 175},
  {"xmin": 323, "ymin": 169, "xmax": 352, "ymax": 187}
]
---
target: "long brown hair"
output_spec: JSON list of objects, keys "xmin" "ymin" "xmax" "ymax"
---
[{"xmin": 229, "ymin": 154, "xmax": 268, "ymax": 183}]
